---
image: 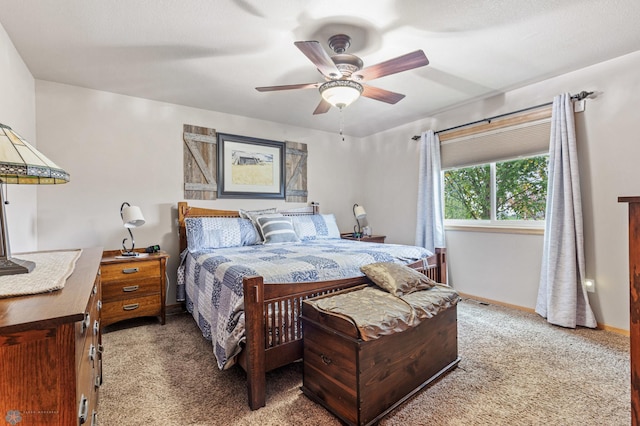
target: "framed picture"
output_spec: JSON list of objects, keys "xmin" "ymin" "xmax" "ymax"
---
[{"xmin": 217, "ymin": 133, "xmax": 285, "ymax": 199}]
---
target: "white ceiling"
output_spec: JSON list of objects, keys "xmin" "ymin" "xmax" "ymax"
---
[{"xmin": 1, "ymin": 0, "xmax": 640, "ymax": 137}]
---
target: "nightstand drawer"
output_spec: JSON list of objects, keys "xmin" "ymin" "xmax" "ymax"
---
[
  {"xmin": 102, "ymin": 277, "xmax": 160, "ymax": 300},
  {"xmin": 102, "ymin": 294, "xmax": 161, "ymax": 326},
  {"xmin": 101, "ymin": 260, "xmax": 160, "ymax": 283}
]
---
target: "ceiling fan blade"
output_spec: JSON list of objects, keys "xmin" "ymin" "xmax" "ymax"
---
[
  {"xmin": 256, "ymin": 83, "xmax": 320, "ymax": 92},
  {"xmin": 354, "ymin": 50, "xmax": 429, "ymax": 82},
  {"xmin": 294, "ymin": 41, "xmax": 342, "ymax": 79},
  {"xmin": 312, "ymin": 99, "xmax": 332, "ymax": 115},
  {"xmin": 361, "ymin": 85, "xmax": 406, "ymax": 104}
]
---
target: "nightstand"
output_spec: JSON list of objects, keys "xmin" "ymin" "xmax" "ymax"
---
[
  {"xmin": 340, "ymin": 233, "xmax": 386, "ymax": 243},
  {"xmin": 101, "ymin": 249, "xmax": 169, "ymax": 327}
]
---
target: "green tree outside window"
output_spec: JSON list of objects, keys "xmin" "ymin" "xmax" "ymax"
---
[{"xmin": 444, "ymin": 155, "xmax": 548, "ymax": 222}]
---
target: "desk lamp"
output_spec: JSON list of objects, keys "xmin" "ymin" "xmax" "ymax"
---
[
  {"xmin": 0, "ymin": 123, "xmax": 69, "ymax": 275},
  {"xmin": 120, "ymin": 202, "xmax": 145, "ymax": 256},
  {"xmin": 353, "ymin": 204, "xmax": 367, "ymax": 238}
]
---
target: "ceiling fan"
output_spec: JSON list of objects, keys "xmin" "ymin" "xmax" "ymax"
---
[{"xmin": 255, "ymin": 34, "xmax": 429, "ymax": 115}]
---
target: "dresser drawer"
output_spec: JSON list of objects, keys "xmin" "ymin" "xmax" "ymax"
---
[
  {"xmin": 75, "ymin": 277, "xmax": 101, "ymax": 368},
  {"xmin": 77, "ymin": 332, "xmax": 100, "ymax": 400},
  {"xmin": 102, "ymin": 294, "xmax": 161, "ymax": 326},
  {"xmin": 101, "ymin": 260, "xmax": 160, "ymax": 283},
  {"xmin": 102, "ymin": 277, "xmax": 160, "ymax": 300}
]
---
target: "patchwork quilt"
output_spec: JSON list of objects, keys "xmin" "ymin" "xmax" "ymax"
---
[{"xmin": 177, "ymin": 240, "xmax": 431, "ymax": 369}]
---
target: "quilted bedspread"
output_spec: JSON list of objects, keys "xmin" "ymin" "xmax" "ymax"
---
[{"xmin": 177, "ymin": 240, "xmax": 431, "ymax": 369}]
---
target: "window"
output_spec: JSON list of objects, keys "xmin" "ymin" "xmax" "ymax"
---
[{"xmin": 444, "ymin": 154, "xmax": 548, "ymax": 225}]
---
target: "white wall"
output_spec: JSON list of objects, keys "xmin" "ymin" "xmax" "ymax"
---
[
  {"xmin": 34, "ymin": 81, "xmax": 365, "ymax": 304},
  {"xmin": 361, "ymin": 49, "xmax": 640, "ymax": 332},
  {"xmin": 0, "ymin": 23, "xmax": 37, "ymax": 253}
]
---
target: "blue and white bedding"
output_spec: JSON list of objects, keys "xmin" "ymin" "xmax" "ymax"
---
[{"xmin": 177, "ymin": 239, "xmax": 431, "ymax": 370}]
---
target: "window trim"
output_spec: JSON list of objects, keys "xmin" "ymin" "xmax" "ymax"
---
[{"xmin": 445, "ymin": 223, "xmax": 544, "ymax": 235}]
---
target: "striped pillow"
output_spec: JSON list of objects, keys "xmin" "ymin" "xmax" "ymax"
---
[{"xmin": 255, "ymin": 214, "xmax": 300, "ymax": 244}]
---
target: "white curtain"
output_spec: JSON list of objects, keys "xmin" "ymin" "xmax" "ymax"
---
[
  {"xmin": 536, "ymin": 93, "xmax": 596, "ymax": 328},
  {"xmin": 415, "ymin": 130, "xmax": 445, "ymax": 253}
]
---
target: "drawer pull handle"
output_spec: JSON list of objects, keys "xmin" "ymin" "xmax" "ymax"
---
[
  {"xmin": 91, "ymin": 410, "xmax": 98, "ymax": 426},
  {"xmin": 89, "ymin": 344, "xmax": 96, "ymax": 361},
  {"xmin": 320, "ymin": 353, "xmax": 333, "ymax": 366},
  {"xmin": 122, "ymin": 285, "xmax": 139, "ymax": 292},
  {"xmin": 97, "ymin": 300, "xmax": 102, "ymax": 311},
  {"xmin": 93, "ymin": 320, "xmax": 100, "ymax": 335},
  {"xmin": 92, "ymin": 285, "xmax": 98, "ymax": 295},
  {"xmin": 95, "ymin": 375, "xmax": 102, "ymax": 389},
  {"xmin": 81, "ymin": 313, "xmax": 90, "ymax": 332},
  {"xmin": 123, "ymin": 303, "xmax": 139, "ymax": 311},
  {"xmin": 78, "ymin": 394, "xmax": 88, "ymax": 424},
  {"xmin": 122, "ymin": 267, "xmax": 139, "ymax": 274}
]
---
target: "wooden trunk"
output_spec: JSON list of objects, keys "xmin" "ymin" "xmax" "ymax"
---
[{"xmin": 301, "ymin": 291, "xmax": 459, "ymax": 426}]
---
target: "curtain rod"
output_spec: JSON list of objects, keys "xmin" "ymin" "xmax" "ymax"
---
[{"xmin": 410, "ymin": 90, "xmax": 593, "ymax": 141}]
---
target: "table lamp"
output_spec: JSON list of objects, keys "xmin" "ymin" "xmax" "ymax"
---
[
  {"xmin": 353, "ymin": 203, "xmax": 367, "ymax": 238},
  {"xmin": 120, "ymin": 202, "xmax": 145, "ymax": 256},
  {"xmin": 0, "ymin": 123, "xmax": 69, "ymax": 275}
]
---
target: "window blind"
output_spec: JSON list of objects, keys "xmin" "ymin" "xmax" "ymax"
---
[{"xmin": 440, "ymin": 107, "xmax": 552, "ymax": 169}]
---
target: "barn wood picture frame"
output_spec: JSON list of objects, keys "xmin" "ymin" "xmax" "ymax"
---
[{"xmin": 217, "ymin": 133, "xmax": 286, "ymax": 199}]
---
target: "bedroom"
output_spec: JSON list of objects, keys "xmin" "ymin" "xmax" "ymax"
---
[{"xmin": 0, "ymin": 1, "xmax": 638, "ymax": 424}]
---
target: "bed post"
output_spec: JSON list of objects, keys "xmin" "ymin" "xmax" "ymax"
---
[
  {"xmin": 242, "ymin": 276, "xmax": 267, "ymax": 410},
  {"xmin": 436, "ymin": 247, "xmax": 447, "ymax": 284},
  {"xmin": 178, "ymin": 202, "xmax": 189, "ymax": 253}
]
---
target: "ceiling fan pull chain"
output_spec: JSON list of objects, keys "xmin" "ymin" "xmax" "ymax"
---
[{"xmin": 339, "ymin": 107, "xmax": 345, "ymax": 141}]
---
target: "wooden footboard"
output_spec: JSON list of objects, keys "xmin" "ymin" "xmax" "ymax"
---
[{"xmin": 239, "ymin": 248, "xmax": 446, "ymax": 410}]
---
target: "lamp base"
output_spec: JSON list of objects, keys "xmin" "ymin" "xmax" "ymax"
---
[{"xmin": 0, "ymin": 257, "xmax": 35, "ymax": 276}]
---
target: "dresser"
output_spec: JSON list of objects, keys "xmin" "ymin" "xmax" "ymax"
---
[
  {"xmin": 100, "ymin": 250, "xmax": 168, "ymax": 327},
  {"xmin": 0, "ymin": 247, "xmax": 103, "ymax": 426},
  {"xmin": 618, "ymin": 196, "xmax": 640, "ymax": 426}
]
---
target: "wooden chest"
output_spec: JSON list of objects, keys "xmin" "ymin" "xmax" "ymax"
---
[{"xmin": 301, "ymin": 288, "xmax": 459, "ymax": 426}]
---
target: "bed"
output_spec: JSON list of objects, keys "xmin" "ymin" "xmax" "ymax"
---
[{"xmin": 176, "ymin": 201, "xmax": 447, "ymax": 410}]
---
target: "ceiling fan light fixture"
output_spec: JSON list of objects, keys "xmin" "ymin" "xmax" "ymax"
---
[{"xmin": 319, "ymin": 80, "xmax": 363, "ymax": 109}]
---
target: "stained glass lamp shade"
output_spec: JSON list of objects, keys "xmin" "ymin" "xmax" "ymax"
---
[{"xmin": 0, "ymin": 123, "xmax": 69, "ymax": 275}]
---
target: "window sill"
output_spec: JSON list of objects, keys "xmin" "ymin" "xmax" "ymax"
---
[{"xmin": 445, "ymin": 224, "xmax": 544, "ymax": 235}]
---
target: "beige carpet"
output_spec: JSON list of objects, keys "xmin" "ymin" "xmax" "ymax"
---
[{"xmin": 98, "ymin": 300, "xmax": 630, "ymax": 425}]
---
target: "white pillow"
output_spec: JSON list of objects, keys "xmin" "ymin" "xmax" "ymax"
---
[{"xmin": 291, "ymin": 214, "xmax": 341, "ymax": 241}]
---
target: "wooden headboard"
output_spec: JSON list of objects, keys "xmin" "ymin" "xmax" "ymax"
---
[{"xmin": 177, "ymin": 201, "xmax": 320, "ymax": 253}]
